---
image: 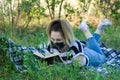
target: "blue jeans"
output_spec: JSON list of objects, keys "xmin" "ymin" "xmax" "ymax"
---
[{"xmin": 84, "ymin": 33, "xmax": 105, "ymax": 67}]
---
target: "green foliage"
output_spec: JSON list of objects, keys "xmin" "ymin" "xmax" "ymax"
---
[
  {"xmin": 0, "ymin": 0, "xmax": 120, "ymax": 79},
  {"xmin": 1, "ymin": 25, "xmax": 120, "ymax": 79},
  {"xmin": 98, "ymin": 0, "xmax": 120, "ymax": 25},
  {"xmin": 0, "ymin": 0, "xmax": 48, "ymax": 29},
  {"xmin": 20, "ymin": 0, "xmax": 32, "ymax": 15},
  {"xmin": 0, "ymin": 37, "xmax": 9, "ymax": 65},
  {"xmin": 63, "ymin": 0, "xmax": 94, "ymax": 21},
  {"xmin": 1, "ymin": 0, "xmax": 120, "ymax": 28},
  {"xmin": 78, "ymin": 0, "xmax": 92, "ymax": 12},
  {"xmin": 20, "ymin": 0, "xmax": 47, "ymax": 18},
  {"xmin": 6, "ymin": 0, "xmax": 11, "ymax": 3},
  {"xmin": 101, "ymin": 26, "xmax": 120, "ymax": 49},
  {"xmin": 0, "ymin": 36, "xmax": 17, "ymax": 79},
  {"xmin": 63, "ymin": 3, "xmax": 76, "ymax": 14}
]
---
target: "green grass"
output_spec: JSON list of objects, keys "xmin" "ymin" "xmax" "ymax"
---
[{"xmin": 0, "ymin": 25, "xmax": 120, "ymax": 80}]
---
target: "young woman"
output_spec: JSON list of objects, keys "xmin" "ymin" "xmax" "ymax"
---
[
  {"xmin": 4, "ymin": 18, "xmax": 112, "ymax": 72},
  {"xmin": 46, "ymin": 19, "xmax": 112, "ymax": 66}
]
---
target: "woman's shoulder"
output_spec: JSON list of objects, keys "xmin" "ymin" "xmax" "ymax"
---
[
  {"xmin": 69, "ymin": 40, "xmax": 82, "ymax": 48},
  {"xmin": 70, "ymin": 40, "xmax": 85, "ymax": 52}
]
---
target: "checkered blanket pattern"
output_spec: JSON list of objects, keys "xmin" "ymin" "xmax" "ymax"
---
[
  {"xmin": 5, "ymin": 38, "xmax": 120, "ymax": 73},
  {"xmin": 8, "ymin": 39, "xmax": 42, "ymax": 72},
  {"xmin": 95, "ymin": 43, "xmax": 120, "ymax": 74}
]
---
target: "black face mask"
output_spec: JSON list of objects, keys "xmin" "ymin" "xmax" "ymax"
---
[{"xmin": 51, "ymin": 41, "xmax": 65, "ymax": 50}]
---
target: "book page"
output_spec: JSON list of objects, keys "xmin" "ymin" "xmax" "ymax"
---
[
  {"xmin": 33, "ymin": 51, "xmax": 45, "ymax": 58},
  {"xmin": 44, "ymin": 52, "xmax": 59, "ymax": 58},
  {"xmin": 33, "ymin": 49, "xmax": 59, "ymax": 59}
]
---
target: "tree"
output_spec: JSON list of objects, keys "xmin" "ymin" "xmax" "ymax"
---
[
  {"xmin": 45, "ymin": 0, "xmax": 65, "ymax": 20},
  {"xmin": 0, "ymin": 0, "xmax": 47, "ymax": 29}
]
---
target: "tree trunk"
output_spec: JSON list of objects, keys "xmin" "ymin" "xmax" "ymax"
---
[
  {"xmin": 9, "ymin": 0, "xmax": 14, "ymax": 27},
  {"xmin": 1, "ymin": 0, "xmax": 6, "ymax": 27},
  {"xmin": 24, "ymin": 16, "xmax": 32, "ymax": 29},
  {"xmin": 46, "ymin": 0, "xmax": 53, "ymax": 20},
  {"xmin": 15, "ymin": 0, "xmax": 21, "ymax": 26},
  {"xmin": 51, "ymin": 0, "xmax": 55, "ymax": 19},
  {"xmin": 58, "ymin": 0, "xmax": 64, "ymax": 19}
]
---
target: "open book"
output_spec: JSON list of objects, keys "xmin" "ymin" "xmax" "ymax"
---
[{"xmin": 33, "ymin": 49, "xmax": 60, "ymax": 59}]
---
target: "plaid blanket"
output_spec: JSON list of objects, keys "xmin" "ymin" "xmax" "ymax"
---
[
  {"xmin": 1, "ymin": 38, "xmax": 120, "ymax": 74},
  {"xmin": 95, "ymin": 43, "xmax": 120, "ymax": 74}
]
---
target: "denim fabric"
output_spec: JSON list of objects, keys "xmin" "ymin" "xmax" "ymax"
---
[{"xmin": 84, "ymin": 33, "xmax": 105, "ymax": 67}]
